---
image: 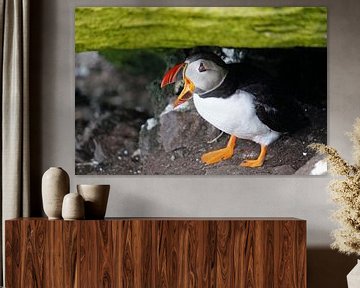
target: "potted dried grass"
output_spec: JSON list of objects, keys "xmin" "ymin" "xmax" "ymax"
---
[{"xmin": 311, "ymin": 118, "xmax": 360, "ymax": 287}]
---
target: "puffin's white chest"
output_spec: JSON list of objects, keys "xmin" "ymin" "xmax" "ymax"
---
[{"xmin": 193, "ymin": 90, "xmax": 280, "ymax": 145}]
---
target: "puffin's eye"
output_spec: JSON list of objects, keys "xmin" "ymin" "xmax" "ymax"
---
[{"xmin": 198, "ymin": 62, "xmax": 206, "ymax": 73}]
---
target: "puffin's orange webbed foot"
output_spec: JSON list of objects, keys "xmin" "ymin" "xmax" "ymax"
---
[
  {"xmin": 201, "ymin": 135, "xmax": 236, "ymax": 165},
  {"xmin": 240, "ymin": 158, "xmax": 264, "ymax": 168},
  {"xmin": 201, "ymin": 147, "xmax": 234, "ymax": 164},
  {"xmin": 240, "ymin": 145, "xmax": 267, "ymax": 168}
]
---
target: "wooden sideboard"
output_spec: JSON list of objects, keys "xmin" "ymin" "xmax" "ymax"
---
[{"xmin": 5, "ymin": 218, "xmax": 306, "ymax": 287}]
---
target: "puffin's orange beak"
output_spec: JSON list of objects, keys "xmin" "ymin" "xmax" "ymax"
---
[
  {"xmin": 173, "ymin": 76, "xmax": 195, "ymax": 108},
  {"xmin": 161, "ymin": 63, "xmax": 195, "ymax": 108},
  {"xmin": 161, "ymin": 63, "xmax": 185, "ymax": 88}
]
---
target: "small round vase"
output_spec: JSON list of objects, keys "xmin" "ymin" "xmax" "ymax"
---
[
  {"xmin": 42, "ymin": 167, "xmax": 70, "ymax": 219},
  {"xmin": 62, "ymin": 192, "xmax": 85, "ymax": 220},
  {"xmin": 77, "ymin": 184, "xmax": 110, "ymax": 219}
]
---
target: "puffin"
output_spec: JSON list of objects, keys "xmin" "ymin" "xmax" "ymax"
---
[{"xmin": 160, "ymin": 53, "xmax": 307, "ymax": 167}]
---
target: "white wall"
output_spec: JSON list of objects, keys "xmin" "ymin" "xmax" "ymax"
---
[{"xmin": 30, "ymin": 0, "xmax": 360, "ymax": 248}]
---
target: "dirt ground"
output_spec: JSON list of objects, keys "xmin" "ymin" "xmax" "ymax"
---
[{"xmin": 76, "ymin": 101, "xmax": 326, "ymax": 175}]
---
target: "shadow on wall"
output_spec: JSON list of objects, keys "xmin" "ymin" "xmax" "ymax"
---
[
  {"xmin": 29, "ymin": 0, "xmax": 46, "ymax": 216},
  {"xmin": 308, "ymin": 248, "xmax": 357, "ymax": 288}
]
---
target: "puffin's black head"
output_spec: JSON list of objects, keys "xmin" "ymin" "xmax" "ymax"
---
[{"xmin": 161, "ymin": 53, "xmax": 228, "ymax": 107}]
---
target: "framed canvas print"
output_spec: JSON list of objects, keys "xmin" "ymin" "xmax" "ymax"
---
[{"xmin": 75, "ymin": 7, "xmax": 327, "ymax": 175}]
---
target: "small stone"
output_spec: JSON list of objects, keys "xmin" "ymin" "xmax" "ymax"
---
[
  {"xmin": 131, "ymin": 149, "xmax": 141, "ymax": 158},
  {"xmin": 174, "ymin": 149, "xmax": 184, "ymax": 158},
  {"xmin": 158, "ymin": 108, "xmax": 215, "ymax": 152},
  {"xmin": 146, "ymin": 118, "xmax": 158, "ymax": 130},
  {"xmin": 311, "ymin": 160, "xmax": 327, "ymax": 175}
]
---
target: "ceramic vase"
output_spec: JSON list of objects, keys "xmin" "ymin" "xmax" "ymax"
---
[
  {"xmin": 347, "ymin": 259, "xmax": 360, "ymax": 288},
  {"xmin": 62, "ymin": 192, "xmax": 85, "ymax": 220},
  {"xmin": 77, "ymin": 184, "xmax": 110, "ymax": 219},
  {"xmin": 42, "ymin": 167, "xmax": 70, "ymax": 219}
]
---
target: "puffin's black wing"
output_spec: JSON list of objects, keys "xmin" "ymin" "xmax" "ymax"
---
[
  {"xmin": 242, "ymin": 83, "xmax": 308, "ymax": 133},
  {"xmin": 231, "ymin": 63, "xmax": 309, "ymax": 133}
]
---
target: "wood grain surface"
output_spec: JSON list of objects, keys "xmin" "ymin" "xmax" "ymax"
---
[{"xmin": 6, "ymin": 218, "xmax": 306, "ymax": 288}]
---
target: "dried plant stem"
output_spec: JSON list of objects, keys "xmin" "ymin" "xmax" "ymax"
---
[
  {"xmin": 350, "ymin": 118, "xmax": 360, "ymax": 166},
  {"xmin": 310, "ymin": 118, "xmax": 360, "ymax": 256}
]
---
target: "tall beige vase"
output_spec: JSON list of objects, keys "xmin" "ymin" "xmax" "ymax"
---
[
  {"xmin": 42, "ymin": 167, "xmax": 70, "ymax": 219},
  {"xmin": 77, "ymin": 184, "xmax": 110, "ymax": 219}
]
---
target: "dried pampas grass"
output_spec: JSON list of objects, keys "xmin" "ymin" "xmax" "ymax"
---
[{"xmin": 310, "ymin": 118, "xmax": 360, "ymax": 256}]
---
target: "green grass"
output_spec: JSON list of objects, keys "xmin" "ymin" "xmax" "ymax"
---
[{"xmin": 75, "ymin": 7, "xmax": 327, "ymax": 52}]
